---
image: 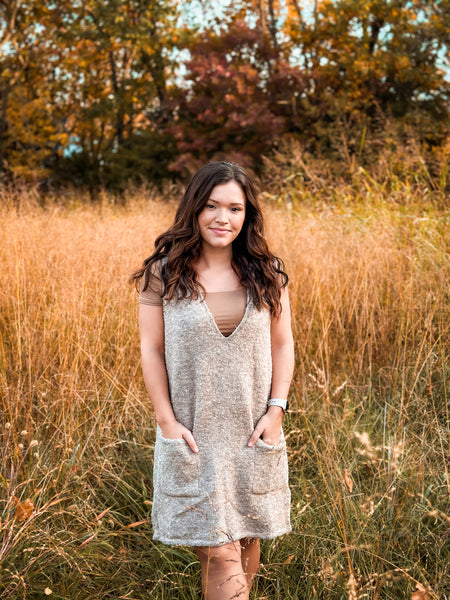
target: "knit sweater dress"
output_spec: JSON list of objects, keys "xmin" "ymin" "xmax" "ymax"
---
[{"xmin": 141, "ymin": 287, "xmax": 291, "ymax": 547}]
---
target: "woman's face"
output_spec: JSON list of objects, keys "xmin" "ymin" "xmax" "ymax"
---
[{"xmin": 197, "ymin": 180, "xmax": 246, "ymax": 251}]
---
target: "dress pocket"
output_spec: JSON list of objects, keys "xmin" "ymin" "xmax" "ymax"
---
[
  {"xmin": 157, "ymin": 436, "xmax": 200, "ymax": 497},
  {"xmin": 252, "ymin": 437, "xmax": 288, "ymax": 495}
]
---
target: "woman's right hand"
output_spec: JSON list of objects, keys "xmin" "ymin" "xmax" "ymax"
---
[{"xmin": 159, "ymin": 420, "xmax": 199, "ymax": 453}]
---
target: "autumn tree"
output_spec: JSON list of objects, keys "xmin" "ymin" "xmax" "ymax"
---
[
  {"xmin": 49, "ymin": 0, "xmax": 182, "ymax": 189},
  {"xmin": 0, "ymin": 2, "xmax": 73, "ymax": 180},
  {"xmin": 0, "ymin": 0, "xmax": 19, "ymax": 171},
  {"xmin": 281, "ymin": 0, "xmax": 450, "ymax": 147},
  {"xmin": 0, "ymin": 0, "xmax": 448, "ymax": 188},
  {"xmin": 0, "ymin": 0, "xmax": 183, "ymax": 187},
  {"xmin": 167, "ymin": 17, "xmax": 290, "ymax": 175}
]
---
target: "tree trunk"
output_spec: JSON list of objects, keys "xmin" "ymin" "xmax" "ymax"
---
[
  {"xmin": 0, "ymin": 0, "xmax": 20, "ymax": 51},
  {"xmin": 0, "ymin": 83, "xmax": 10, "ymax": 173},
  {"xmin": 267, "ymin": 0, "xmax": 280, "ymax": 61},
  {"xmin": 109, "ymin": 50, "xmax": 124, "ymax": 146}
]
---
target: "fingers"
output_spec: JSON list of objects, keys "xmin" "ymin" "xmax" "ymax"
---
[
  {"xmin": 262, "ymin": 432, "xmax": 281, "ymax": 445},
  {"xmin": 159, "ymin": 421, "xmax": 198, "ymax": 452},
  {"xmin": 247, "ymin": 424, "xmax": 263, "ymax": 447},
  {"xmin": 261, "ymin": 421, "xmax": 282, "ymax": 445},
  {"xmin": 248, "ymin": 412, "xmax": 283, "ymax": 447},
  {"xmin": 183, "ymin": 430, "xmax": 199, "ymax": 453}
]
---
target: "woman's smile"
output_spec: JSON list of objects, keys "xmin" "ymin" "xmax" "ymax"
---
[
  {"xmin": 210, "ymin": 227, "xmax": 231, "ymax": 235},
  {"xmin": 198, "ymin": 180, "xmax": 246, "ymax": 250}
]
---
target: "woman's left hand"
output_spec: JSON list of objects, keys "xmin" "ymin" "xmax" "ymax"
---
[{"xmin": 247, "ymin": 406, "xmax": 284, "ymax": 447}]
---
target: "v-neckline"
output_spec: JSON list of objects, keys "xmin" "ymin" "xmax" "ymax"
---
[{"xmin": 199, "ymin": 289, "xmax": 250, "ymax": 340}]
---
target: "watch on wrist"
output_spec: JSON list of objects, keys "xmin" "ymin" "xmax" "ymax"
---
[{"xmin": 267, "ymin": 398, "xmax": 287, "ymax": 411}]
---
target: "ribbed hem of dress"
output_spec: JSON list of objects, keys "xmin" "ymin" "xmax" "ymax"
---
[{"xmin": 153, "ymin": 525, "xmax": 292, "ymax": 547}]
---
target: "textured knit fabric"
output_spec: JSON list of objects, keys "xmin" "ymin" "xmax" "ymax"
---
[
  {"xmin": 139, "ymin": 282, "xmax": 246, "ymax": 337},
  {"xmin": 195, "ymin": 289, "xmax": 246, "ymax": 336},
  {"xmin": 151, "ymin": 293, "xmax": 291, "ymax": 547}
]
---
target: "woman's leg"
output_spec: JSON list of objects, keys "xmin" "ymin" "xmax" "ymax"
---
[
  {"xmin": 240, "ymin": 538, "xmax": 260, "ymax": 589},
  {"xmin": 195, "ymin": 541, "xmax": 249, "ymax": 600}
]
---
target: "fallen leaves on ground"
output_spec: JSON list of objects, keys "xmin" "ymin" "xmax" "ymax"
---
[
  {"xmin": 13, "ymin": 496, "xmax": 34, "ymax": 522},
  {"xmin": 411, "ymin": 583, "xmax": 431, "ymax": 600}
]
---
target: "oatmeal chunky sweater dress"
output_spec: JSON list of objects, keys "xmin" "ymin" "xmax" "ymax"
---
[{"xmin": 147, "ymin": 293, "xmax": 291, "ymax": 547}]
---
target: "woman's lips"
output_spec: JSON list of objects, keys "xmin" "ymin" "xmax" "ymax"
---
[{"xmin": 210, "ymin": 228, "xmax": 230, "ymax": 235}]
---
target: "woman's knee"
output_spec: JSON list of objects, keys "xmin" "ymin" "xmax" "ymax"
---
[{"xmin": 195, "ymin": 542, "xmax": 242, "ymax": 572}]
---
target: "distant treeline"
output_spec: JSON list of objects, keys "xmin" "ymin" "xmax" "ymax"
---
[{"xmin": 0, "ymin": 0, "xmax": 449, "ymax": 191}]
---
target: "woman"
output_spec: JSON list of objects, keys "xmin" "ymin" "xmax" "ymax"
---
[{"xmin": 132, "ymin": 161, "xmax": 294, "ymax": 600}]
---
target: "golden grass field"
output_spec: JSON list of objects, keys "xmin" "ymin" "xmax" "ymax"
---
[{"xmin": 0, "ymin": 177, "xmax": 449, "ymax": 599}]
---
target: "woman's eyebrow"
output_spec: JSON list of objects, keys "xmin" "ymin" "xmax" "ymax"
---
[{"xmin": 208, "ymin": 197, "xmax": 245, "ymax": 206}]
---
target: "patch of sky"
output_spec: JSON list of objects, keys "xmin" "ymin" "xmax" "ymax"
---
[
  {"xmin": 177, "ymin": 0, "xmax": 238, "ymax": 32},
  {"xmin": 172, "ymin": 0, "xmax": 314, "ymax": 86},
  {"xmin": 178, "ymin": 0, "xmax": 314, "ymax": 31}
]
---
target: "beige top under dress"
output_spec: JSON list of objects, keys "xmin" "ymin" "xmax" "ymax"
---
[
  {"xmin": 139, "ymin": 279, "xmax": 247, "ymax": 337},
  {"xmin": 138, "ymin": 274, "xmax": 291, "ymax": 546}
]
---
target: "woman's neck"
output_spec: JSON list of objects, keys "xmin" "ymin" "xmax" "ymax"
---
[
  {"xmin": 195, "ymin": 245, "xmax": 241, "ymax": 292},
  {"xmin": 196, "ymin": 244, "xmax": 233, "ymax": 271}
]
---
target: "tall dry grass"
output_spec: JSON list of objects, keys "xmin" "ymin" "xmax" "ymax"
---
[{"xmin": 0, "ymin": 181, "xmax": 448, "ymax": 599}]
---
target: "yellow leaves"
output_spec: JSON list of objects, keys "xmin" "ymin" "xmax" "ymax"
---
[
  {"xmin": 12, "ymin": 496, "xmax": 34, "ymax": 522},
  {"xmin": 397, "ymin": 55, "xmax": 411, "ymax": 70}
]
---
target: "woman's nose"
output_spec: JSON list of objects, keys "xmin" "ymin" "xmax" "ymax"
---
[{"xmin": 214, "ymin": 208, "xmax": 229, "ymax": 223}]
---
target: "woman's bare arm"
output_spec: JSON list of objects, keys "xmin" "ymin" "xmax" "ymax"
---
[
  {"xmin": 139, "ymin": 303, "xmax": 198, "ymax": 452},
  {"xmin": 248, "ymin": 286, "xmax": 294, "ymax": 446},
  {"xmin": 269, "ymin": 284, "xmax": 295, "ymax": 400}
]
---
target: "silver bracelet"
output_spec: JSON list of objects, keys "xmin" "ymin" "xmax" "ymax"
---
[{"xmin": 267, "ymin": 398, "xmax": 287, "ymax": 411}]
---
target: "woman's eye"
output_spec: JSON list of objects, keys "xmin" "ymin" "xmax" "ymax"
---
[{"xmin": 230, "ymin": 207, "xmax": 242, "ymax": 213}]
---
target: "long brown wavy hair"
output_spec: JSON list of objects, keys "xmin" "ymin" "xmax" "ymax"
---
[{"xmin": 131, "ymin": 161, "xmax": 288, "ymax": 316}]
